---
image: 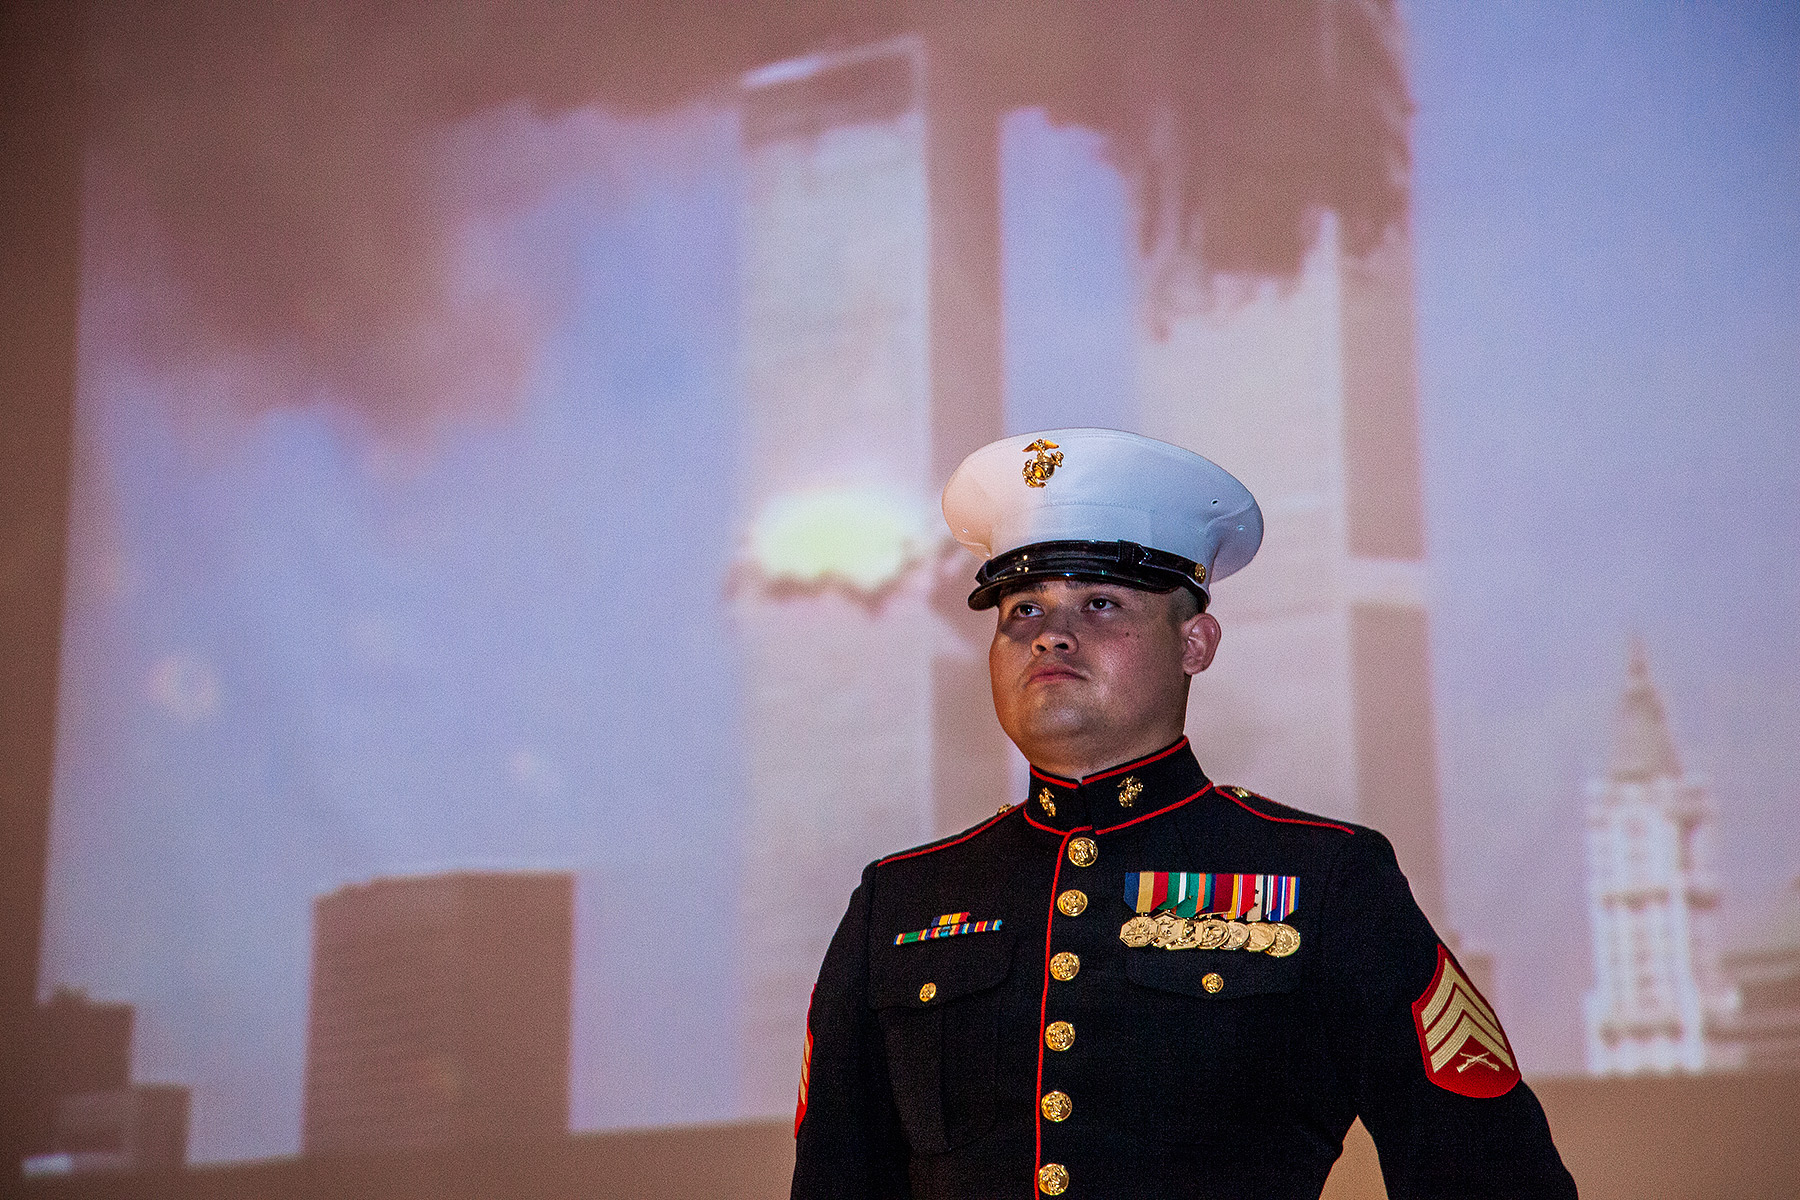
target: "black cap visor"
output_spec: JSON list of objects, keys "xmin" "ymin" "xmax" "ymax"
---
[{"xmin": 968, "ymin": 540, "xmax": 1209, "ymax": 611}]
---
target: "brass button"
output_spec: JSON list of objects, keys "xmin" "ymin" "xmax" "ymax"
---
[
  {"xmin": 1044, "ymin": 1020, "xmax": 1075, "ymax": 1051},
  {"xmin": 1040, "ymin": 1090, "xmax": 1072, "ymax": 1122},
  {"xmin": 1038, "ymin": 1163, "xmax": 1070, "ymax": 1195},
  {"xmin": 1056, "ymin": 889, "xmax": 1088, "ymax": 917},
  {"xmin": 1066, "ymin": 836, "xmax": 1098, "ymax": 867},
  {"xmin": 1050, "ymin": 951, "xmax": 1080, "ymax": 981},
  {"xmin": 919, "ymin": 981, "xmax": 937, "ymax": 1003},
  {"xmin": 1202, "ymin": 972, "xmax": 1224, "ymax": 994}
]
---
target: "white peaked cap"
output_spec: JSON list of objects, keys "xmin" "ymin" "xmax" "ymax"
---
[{"xmin": 941, "ymin": 428, "xmax": 1263, "ymax": 610}]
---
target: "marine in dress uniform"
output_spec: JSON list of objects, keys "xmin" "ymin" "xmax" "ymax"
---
[{"xmin": 792, "ymin": 430, "xmax": 1577, "ymax": 1200}]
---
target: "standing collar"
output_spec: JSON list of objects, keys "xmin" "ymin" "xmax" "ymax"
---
[{"xmin": 1021, "ymin": 738, "xmax": 1209, "ymax": 833}]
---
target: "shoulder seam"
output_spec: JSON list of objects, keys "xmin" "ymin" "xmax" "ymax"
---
[
  {"xmin": 1219, "ymin": 786, "xmax": 1355, "ymax": 835},
  {"xmin": 877, "ymin": 807, "xmax": 1014, "ymax": 866}
]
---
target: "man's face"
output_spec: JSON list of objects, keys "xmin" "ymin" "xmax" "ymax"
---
[{"xmin": 988, "ymin": 578, "xmax": 1221, "ymax": 774}]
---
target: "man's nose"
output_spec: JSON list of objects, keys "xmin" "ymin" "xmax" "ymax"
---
[{"xmin": 1032, "ymin": 611, "xmax": 1076, "ymax": 654}]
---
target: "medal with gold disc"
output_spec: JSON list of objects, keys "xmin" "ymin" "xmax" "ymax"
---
[
  {"xmin": 1266, "ymin": 923, "xmax": 1301, "ymax": 957},
  {"xmin": 1119, "ymin": 915, "xmax": 1157, "ymax": 948}
]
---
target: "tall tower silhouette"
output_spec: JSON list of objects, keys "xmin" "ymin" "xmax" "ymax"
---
[
  {"xmin": 1582, "ymin": 640, "xmax": 1741, "ymax": 1074},
  {"xmin": 734, "ymin": 35, "xmax": 1010, "ymax": 1115},
  {"xmin": 1133, "ymin": 8, "xmax": 1449, "ymax": 927}
]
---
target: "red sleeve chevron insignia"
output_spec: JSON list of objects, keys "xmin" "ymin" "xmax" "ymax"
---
[
  {"xmin": 1410, "ymin": 944, "xmax": 1521, "ymax": 1098},
  {"xmin": 794, "ymin": 986, "xmax": 814, "ymax": 1137}
]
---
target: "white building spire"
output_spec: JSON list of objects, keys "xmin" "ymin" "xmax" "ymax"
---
[
  {"xmin": 1609, "ymin": 635, "xmax": 1683, "ymax": 782},
  {"xmin": 1582, "ymin": 639, "xmax": 1741, "ymax": 1074}
]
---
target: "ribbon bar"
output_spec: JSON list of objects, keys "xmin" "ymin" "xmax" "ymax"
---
[
  {"xmin": 1125, "ymin": 872, "xmax": 1299, "ymax": 921},
  {"xmin": 895, "ymin": 914, "xmax": 1003, "ymax": 945}
]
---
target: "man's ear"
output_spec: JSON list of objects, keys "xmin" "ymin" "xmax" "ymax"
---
[{"xmin": 1180, "ymin": 612, "xmax": 1222, "ymax": 676}]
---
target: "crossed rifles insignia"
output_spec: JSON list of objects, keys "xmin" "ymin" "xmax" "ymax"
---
[{"xmin": 1410, "ymin": 945, "xmax": 1521, "ymax": 1098}]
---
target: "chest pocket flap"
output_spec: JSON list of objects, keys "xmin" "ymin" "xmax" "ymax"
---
[
  {"xmin": 868, "ymin": 929, "xmax": 1015, "ymax": 1155},
  {"xmin": 869, "ymin": 930, "xmax": 1016, "ymax": 1010}
]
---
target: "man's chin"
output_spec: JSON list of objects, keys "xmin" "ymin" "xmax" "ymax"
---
[{"xmin": 1008, "ymin": 705, "xmax": 1104, "ymax": 750}]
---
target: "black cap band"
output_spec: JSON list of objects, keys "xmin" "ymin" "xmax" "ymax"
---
[{"xmin": 967, "ymin": 540, "xmax": 1209, "ymax": 611}]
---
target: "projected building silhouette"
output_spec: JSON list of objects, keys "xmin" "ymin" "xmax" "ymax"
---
[
  {"xmin": 1583, "ymin": 641, "xmax": 1741, "ymax": 1074},
  {"xmin": 27, "ymin": 988, "xmax": 132, "ymax": 1134},
  {"xmin": 300, "ymin": 872, "xmax": 573, "ymax": 1154},
  {"xmin": 734, "ymin": 35, "xmax": 1010, "ymax": 1114},
  {"xmin": 1134, "ymin": 3, "xmax": 1452, "ymax": 933},
  {"xmin": 1723, "ymin": 878, "xmax": 1800, "ymax": 1071},
  {"xmin": 22, "ymin": 989, "xmax": 190, "ymax": 1173}
]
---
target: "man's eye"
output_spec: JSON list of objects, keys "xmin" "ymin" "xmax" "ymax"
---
[
  {"xmin": 1009, "ymin": 603, "xmax": 1041, "ymax": 619},
  {"xmin": 1086, "ymin": 596, "xmax": 1116, "ymax": 610}
]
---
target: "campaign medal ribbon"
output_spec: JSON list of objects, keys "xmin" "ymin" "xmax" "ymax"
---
[
  {"xmin": 895, "ymin": 911, "xmax": 1004, "ymax": 946},
  {"xmin": 1119, "ymin": 872, "xmax": 1301, "ymax": 956}
]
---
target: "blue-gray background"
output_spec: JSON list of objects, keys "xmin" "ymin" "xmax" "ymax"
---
[{"xmin": 42, "ymin": 0, "xmax": 1799, "ymax": 1163}]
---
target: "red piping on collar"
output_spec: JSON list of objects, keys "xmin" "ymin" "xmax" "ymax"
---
[
  {"xmin": 1022, "ymin": 782, "xmax": 1351, "ymax": 837},
  {"xmin": 1082, "ymin": 738, "xmax": 1190, "ymax": 784},
  {"xmin": 1027, "ymin": 737, "xmax": 1190, "ymax": 789},
  {"xmin": 876, "ymin": 807, "xmax": 1016, "ymax": 866},
  {"xmin": 1095, "ymin": 784, "xmax": 1213, "ymax": 833},
  {"xmin": 1021, "ymin": 779, "xmax": 1210, "ymax": 837},
  {"xmin": 1219, "ymin": 789, "xmax": 1355, "ymax": 835},
  {"xmin": 1021, "ymin": 808, "xmax": 1090, "ymax": 837}
]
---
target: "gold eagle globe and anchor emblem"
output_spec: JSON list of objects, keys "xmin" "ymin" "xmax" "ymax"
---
[
  {"xmin": 1117, "ymin": 775, "xmax": 1143, "ymax": 807},
  {"xmin": 1021, "ymin": 439, "xmax": 1064, "ymax": 487}
]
